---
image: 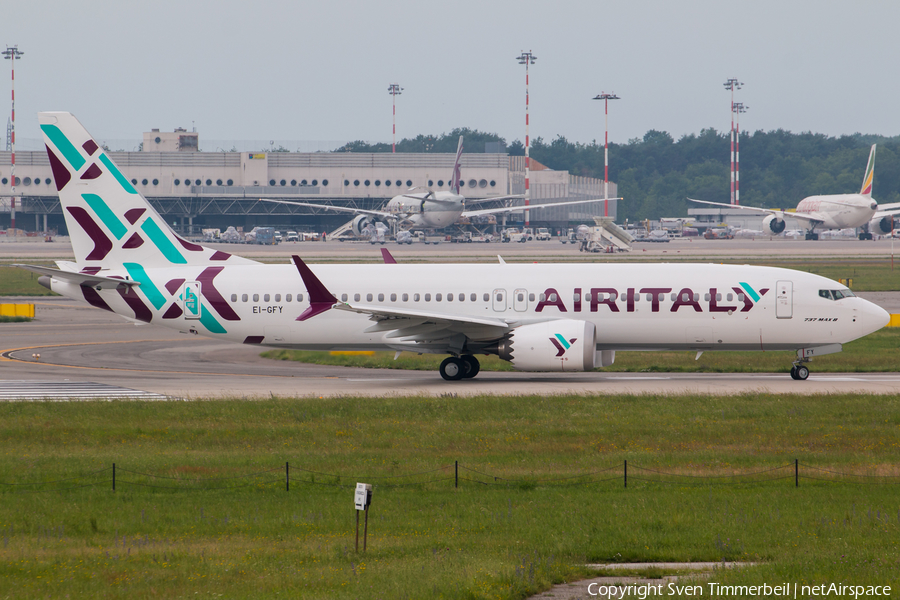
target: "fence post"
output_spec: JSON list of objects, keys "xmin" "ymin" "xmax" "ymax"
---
[
  {"xmin": 795, "ymin": 459, "xmax": 798, "ymax": 487},
  {"xmin": 624, "ymin": 460, "xmax": 627, "ymax": 488},
  {"xmin": 112, "ymin": 463, "xmax": 116, "ymax": 492},
  {"xmin": 455, "ymin": 461, "xmax": 458, "ymax": 489},
  {"xmin": 286, "ymin": 461, "xmax": 289, "ymax": 492}
]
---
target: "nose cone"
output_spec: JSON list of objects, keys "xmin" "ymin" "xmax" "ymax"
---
[{"xmin": 861, "ymin": 299, "xmax": 891, "ymax": 335}]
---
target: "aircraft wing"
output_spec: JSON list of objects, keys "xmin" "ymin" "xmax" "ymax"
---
[
  {"xmin": 687, "ymin": 198, "xmax": 825, "ymax": 225},
  {"xmin": 258, "ymin": 198, "xmax": 396, "ymax": 220},
  {"xmin": 461, "ymin": 197, "xmax": 623, "ymax": 218},
  {"xmin": 333, "ymin": 302, "xmax": 511, "ymax": 342},
  {"xmin": 876, "ymin": 202, "xmax": 900, "ymax": 213},
  {"xmin": 13, "ymin": 264, "xmax": 141, "ymax": 289},
  {"xmin": 463, "ymin": 194, "xmax": 525, "ymax": 205}
]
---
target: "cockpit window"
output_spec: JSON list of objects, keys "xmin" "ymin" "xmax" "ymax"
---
[{"xmin": 819, "ymin": 289, "xmax": 854, "ymax": 300}]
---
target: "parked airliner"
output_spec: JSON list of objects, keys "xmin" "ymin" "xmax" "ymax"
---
[
  {"xmin": 690, "ymin": 145, "xmax": 900, "ymax": 240},
  {"xmin": 18, "ymin": 112, "xmax": 889, "ymax": 381},
  {"xmin": 261, "ymin": 136, "xmax": 622, "ymax": 235}
]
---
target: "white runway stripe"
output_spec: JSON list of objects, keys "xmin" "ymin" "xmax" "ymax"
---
[{"xmin": 0, "ymin": 380, "xmax": 169, "ymax": 400}]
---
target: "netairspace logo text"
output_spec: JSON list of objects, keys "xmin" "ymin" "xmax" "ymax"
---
[{"xmin": 586, "ymin": 582, "xmax": 892, "ymax": 599}]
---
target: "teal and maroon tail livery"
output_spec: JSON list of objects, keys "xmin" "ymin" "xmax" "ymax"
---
[{"xmin": 39, "ymin": 112, "xmax": 257, "ymax": 269}]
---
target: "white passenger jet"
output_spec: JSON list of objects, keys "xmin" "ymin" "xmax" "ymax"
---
[
  {"xmin": 690, "ymin": 145, "xmax": 900, "ymax": 240},
  {"xmin": 18, "ymin": 113, "xmax": 889, "ymax": 381},
  {"xmin": 261, "ymin": 136, "xmax": 622, "ymax": 235}
]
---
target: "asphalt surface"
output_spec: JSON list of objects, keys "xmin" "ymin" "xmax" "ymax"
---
[
  {"xmin": 2, "ymin": 237, "xmax": 899, "ymax": 399},
  {"xmin": 1, "ymin": 296, "xmax": 899, "ymax": 399}
]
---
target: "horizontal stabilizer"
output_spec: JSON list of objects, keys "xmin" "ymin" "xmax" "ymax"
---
[{"xmin": 13, "ymin": 264, "xmax": 140, "ymax": 289}]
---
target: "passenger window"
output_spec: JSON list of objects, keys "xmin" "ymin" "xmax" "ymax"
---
[
  {"xmin": 574, "ymin": 293, "xmax": 581, "ymax": 302},
  {"xmin": 670, "ymin": 293, "xmax": 676, "ymax": 301},
  {"xmin": 470, "ymin": 293, "xmax": 476, "ymax": 301},
  {"xmin": 354, "ymin": 293, "xmax": 360, "ymax": 302},
  {"xmin": 390, "ymin": 293, "xmax": 397, "ymax": 302},
  {"xmin": 231, "ymin": 294, "xmax": 237, "ymax": 302},
  {"xmin": 529, "ymin": 293, "xmax": 535, "ymax": 302},
  {"xmin": 275, "ymin": 294, "xmax": 282, "ymax": 302},
  {"xmin": 378, "ymin": 293, "xmax": 384, "ymax": 302},
  {"xmin": 459, "ymin": 293, "xmax": 465, "ymax": 301},
  {"xmin": 496, "ymin": 293, "xmax": 503, "ymax": 301},
  {"xmin": 447, "ymin": 293, "xmax": 453, "ymax": 302},
  {"xmin": 693, "ymin": 293, "xmax": 699, "ymax": 302},
  {"xmin": 414, "ymin": 293, "xmax": 420, "ymax": 301},
  {"xmin": 367, "ymin": 293, "xmax": 373, "ymax": 302},
  {"xmin": 704, "ymin": 293, "xmax": 710, "ymax": 301},
  {"xmin": 658, "ymin": 293, "xmax": 664, "ymax": 302},
  {"xmin": 402, "ymin": 293, "xmax": 408, "ymax": 302},
  {"xmin": 645, "ymin": 294, "xmax": 652, "ymax": 301},
  {"xmin": 737, "ymin": 293, "xmax": 744, "ymax": 301},
  {"xmin": 253, "ymin": 294, "xmax": 259, "ymax": 302},
  {"xmin": 425, "ymin": 293, "xmax": 431, "ymax": 301},
  {"xmin": 518, "ymin": 293, "xmax": 525, "ymax": 302},
  {"xmin": 436, "ymin": 293, "xmax": 443, "ymax": 301},
  {"xmin": 620, "ymin": 293, "xmax": 626, "ymax": 301},
  {"xmin": 286, "ymin": 294, "xmax": 292, "ymax": 302},
  {"xmin": 540, "ymin": 294, "xmax": 546, "ymax": 302},
  {"xmin": 716, "ymin": 293, "xmax": 722, "ymax": 301},
  {"xmin": 726, "ymin": 293, "xmax": 733, "ymax": 301},
  {"xmin": 299, "ymin": 294, "xmax": 304, "ymax": 302},
  {"xmin": 341, "ymin": 293, "xmax": 348, "ymax": 302},
  {"xmin": 242, "ymin": 294, "xmax": 248, "ymax": 302},
  {"xmin": 681, "ymin": 293, "xmax": 689, "ymax": 302},
  {"xmin": 483, "ymin": 293, "xmax": 489, "ymax": 301},
  {"xmin": 264, "ymin": 294, "xmax": 270, "ymax": 302}
]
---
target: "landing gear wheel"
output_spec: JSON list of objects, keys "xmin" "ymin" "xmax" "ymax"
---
[
  {"xmin": 795, "ymin": 365, "xmax": 809, "ymax": 380},
  {"xmin": 790, "ymin": 366, "xmax": 799, "ymax": 380},
  {"xmin": 439, "ymin": 357, "xmax": 465, "ymax": 381},
  {"xmin": 460, "ymin": 355, "xmax": 480, "ymax": 379}
]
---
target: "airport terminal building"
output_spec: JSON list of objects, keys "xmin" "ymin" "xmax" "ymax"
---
[{"xmin": 0, "ymin": 129, "xmax": 616, "ymax": 236}]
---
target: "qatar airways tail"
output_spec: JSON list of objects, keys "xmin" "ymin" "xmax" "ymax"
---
[{"xmin": 17, "ymin": 112, "xmax": 890, "ymax": 382}]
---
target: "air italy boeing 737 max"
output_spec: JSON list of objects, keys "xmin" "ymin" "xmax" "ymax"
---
[{"xmin": 17, "ymin": 112, "xmax": 890, "ymax": 381}]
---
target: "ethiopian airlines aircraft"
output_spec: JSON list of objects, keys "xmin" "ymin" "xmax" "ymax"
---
[
  {"xmin": 18, "ymin": 113, "xmax": 890, "ymax": 381},
  {"xmin": 690, "ymin": 145, "xmax": 900, "ymax": 240},
  {"xmin": 261, "ymin": 136, "xmax": 622, "ymax": 235}
]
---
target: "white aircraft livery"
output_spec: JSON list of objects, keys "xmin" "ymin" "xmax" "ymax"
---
[
  {"xmin": 18, "ymin": 112, "xmax": 890, "ymax": 381},
  {"xmin": 690, "ymin": 145, "xmax": 900, "ymax": 240}
]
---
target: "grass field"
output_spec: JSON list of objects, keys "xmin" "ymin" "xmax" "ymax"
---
[{"xmin": 0, "ymin": 393, "xmax": 898, "ymax": 598}]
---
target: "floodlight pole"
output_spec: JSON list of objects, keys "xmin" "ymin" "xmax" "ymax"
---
[
  {"xmin": 593, "ymin": 93, "xmax": 620, "ymax": 217},
  {"xmin": 388, "ymin": 83, "xmax": 402, "ymax": 153},
  {"xmin": 517, "ymin": 51, "xmax": 536, "ymax": 227},
  {"xmin": 3, "ymin": 45, "xmax": 23, "ymax": 233},
  {"xmin": 723, "ymin": 78, "xmax": 743, "ymax": 205},
  {"xmin": 732, "ymin": 102, "xmax": 748, "ymax": 206}
]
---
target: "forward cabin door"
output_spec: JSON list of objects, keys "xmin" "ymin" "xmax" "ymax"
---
[
  {"xmin": 776, "ymin": 280, "xmax": 793, "ymax": 319},
  {"xmin": 492, "ymin": 289, "xmax": 507, "ymax": 312},
  {"xmin": 513, "ymin": 288, "xmax": 528, "ymax": 312}
]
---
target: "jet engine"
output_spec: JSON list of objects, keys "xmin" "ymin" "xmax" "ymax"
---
[
  {"xmin": 491, "ymin": 319, "xmax": 597, "ymax": 371},
  {"xmin": 868, "ymin": 215, "xmax": 894, "ymax": 236},
  {"xmin": 351, "ymin": 215, "xmax": 376, "ymax": 237},
  {"xmin": 762, "ymin": 214, "xmax": 786, "ymax": 234}
]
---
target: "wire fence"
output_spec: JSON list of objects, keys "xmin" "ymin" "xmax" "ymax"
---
[{"xmin": 1, "ymin": 460, "xmax": 899, "ymax": 494}]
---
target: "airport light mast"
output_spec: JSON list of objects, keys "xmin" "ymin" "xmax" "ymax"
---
[
  {"xmin": 3, "ymin": 45, "xmax": 23, "ymax": 233},
  {"xmin": 516, "ymin": 51, "xmax": 536, "ymax": 227},
  {"xmin": 723, "ymin": 78, "xmax": 743, "ymax": 205},
  {"xmin": 593, "ymin": 92, "xmax": 620, "ymax": 218},
  {"xmin": 388, "ymin": 83, "xmax": 402, "ymax": 153},
  {"xmin": 732, "ymin": 102, "xmax": 748, "ymax": 206}
]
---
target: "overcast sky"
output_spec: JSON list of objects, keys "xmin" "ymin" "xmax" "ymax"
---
[{"xmin": 6, "ymin": 0, "xmax": 900, "ymax": 150}]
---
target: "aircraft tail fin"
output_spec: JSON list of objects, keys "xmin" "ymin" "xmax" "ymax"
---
[
  {"xmin": 39, "ymin": 112, "xmax": 257, "ymax": 269},
  {"xmin": 860, "ymin": 144, "xmax": 876, "ymax": 197},
  {"xmin": 449, "ymin": 136, "xmax": 463, "ymax": 195}
]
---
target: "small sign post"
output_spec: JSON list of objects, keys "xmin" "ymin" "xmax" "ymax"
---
[{"xmin": 354, "ymin": 483, "xmax": 372, "ymax": 552}]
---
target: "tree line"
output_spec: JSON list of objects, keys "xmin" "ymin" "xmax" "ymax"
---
[{"xmin": 337, "ymin": 128, "xmax": 900, "ymax": 221}]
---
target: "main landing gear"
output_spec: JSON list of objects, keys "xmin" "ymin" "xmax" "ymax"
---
[
  {"xmin": 439, "ymin": 355, "xmax": 480, "ymax": 381},
  {"xmin": 804, "ymin": 232, "xmax": 819, "ymax": 240},
  {"xmin": 790, "ymin": 362, "xmax": 810, "ymax": 380}
]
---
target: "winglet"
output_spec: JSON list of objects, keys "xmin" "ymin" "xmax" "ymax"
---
[
  {"xmin": 291, "ymin": 255, "xmax": 337, "ymax": 321},
  {"xmin": 860, "ymin": 144, "xmax": 876, "ymax": 197},
  {"xmin": 381, "ymin": 248, "xmax": 397, "ymax": 264},
  {"xmin": 498, "ymin": 255, "xmax": 506, "ymax": 265}
]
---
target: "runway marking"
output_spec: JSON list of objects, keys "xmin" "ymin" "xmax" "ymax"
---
[
  {"xmin": 606, "ymin": 376, "xmax": 673, "ymax": 380},
  {"xmin": 0, "ymin": 380, "xmax": 169, "ymax": 401}
]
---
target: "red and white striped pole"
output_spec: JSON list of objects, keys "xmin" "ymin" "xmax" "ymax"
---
[
  {"xmin": 387, "ymin": 83, "xmax": 402, "ymax": 153},
  {"xmin": 517, "ymin": 51, "xmax": 536, "ymax": 228},
  {"xmin": 594, "ymin": 93, "xmax": 620, "ymax": 218},
  {"xmin": 4, "ymin": 46, "xmax": 23, "ymax": 233},
  {"xmin": 733, "ymin": 102, "xmax": 747, "ymax": 206},
  {"xmin": 723, "ymin": 78, "xmax": 742, "ymax": 205}
]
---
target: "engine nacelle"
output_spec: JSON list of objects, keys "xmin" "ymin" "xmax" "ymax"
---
[
  {"xmin": 868, "ymin": 215, "xmax": 894, "ymax": 236},
  {"xmin": 762, "ymin": 214, "xmax": 786, "ymax": 234},
  {"xmin": 496, "ymin": 319, "xmax": 597, "ymax": 371},
  {"xmin": 351, "ymin": 215, "xmax": 377, "ymax": 236}
]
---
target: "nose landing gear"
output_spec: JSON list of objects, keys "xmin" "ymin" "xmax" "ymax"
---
[{"xmin": 790, "ymin": 363, "xmax": 810, "ymax": 380}]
